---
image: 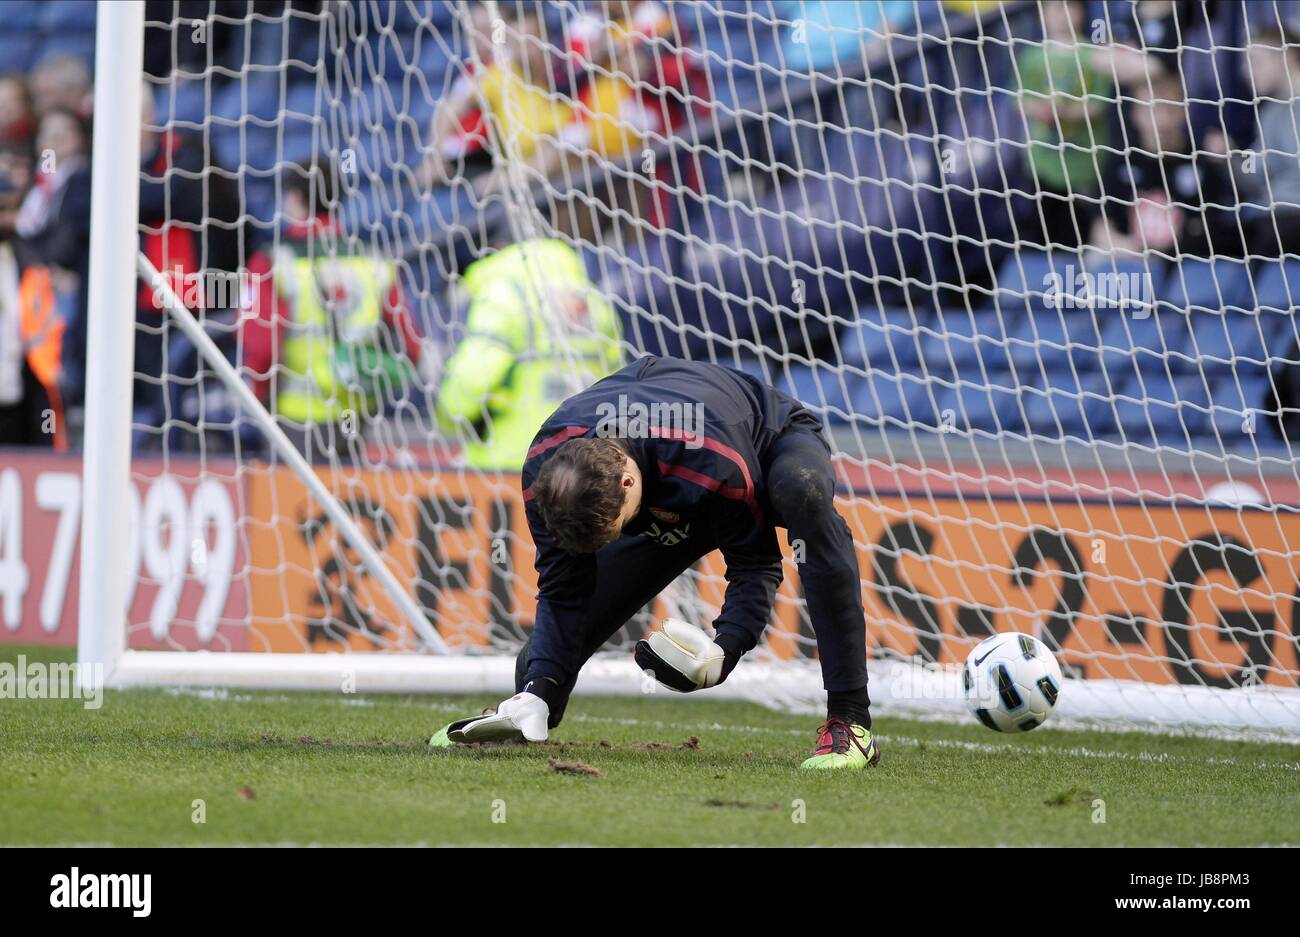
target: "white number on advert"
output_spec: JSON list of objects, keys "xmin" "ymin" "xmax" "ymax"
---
[
  {"xmin": 0, "ymin": 469, "xmax": 30, "ymax": 630},
  {"xmin": 0, "ymin": 470, "xmax": 235, "ymax": 640}
]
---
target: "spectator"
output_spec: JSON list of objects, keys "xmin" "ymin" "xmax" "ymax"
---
[
  {"xmin": 553, "ymin": 1, "xmax": 708, "ymax": 238},
  {"xmin": 1215, "ymin": 24, "xmax": 1300, "ymax": 257},
  {"xmin": 1103, "ymin": 1, "xmax": 1204, "ymax": 82},
  {"xmin": 238, "ymin": 162, "xmax": 423, "ymax": 462},
  {"xmin": 135, "ymin": 86, "xmax": 206, "ymax": 430},
  {"xmin": 28, "ymin": 54, "xmax": 92, "ymax": 121},
  {"xmin": 0, "ymin": 140, "xmax": 37, "ymax": 445},
  {"xmin": 135, "ymin": 83, "xmax": 246, "ymax": 435},
  {"xmin": 0, "ymin": 141, "xmax": 32, "ymax": 242},
  {"xmin": 423, "ymin": 4, "xmax": 572, "ymax": 195},
  {"xmin": 1092, "ymin": 70, "xmax": 1237, "ymax": 256},
  {"xmin": 418, "ymin": 1, "xmax": 498, "ymax": 186},
  {"xmin": 10, "ymin": 108, "xmax": 92, "ymax": 447},
  {"xmin": 435, "ymin": 238, "xmax": 622, "ymax": 470},
  {"xmin": 0, "ymin": 75, "xmax": 35, "ymax": 148},
  {"xmin": 560, "ymin": 1, "xmax": 697, "ymax": 162},
  {"xmin": 1016, "ymin": 0, "xmax": 1116, "ymax": 250}
]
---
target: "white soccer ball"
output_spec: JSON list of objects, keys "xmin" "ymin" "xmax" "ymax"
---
[{"xmin": 962, "ymin": 632, "xmax": 1063, "ymax": 732}]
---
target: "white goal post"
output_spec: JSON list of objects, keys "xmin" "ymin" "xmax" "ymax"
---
[{"xmin": 76, "ymin": 0, "xmax": 1300, "ymax": 735}]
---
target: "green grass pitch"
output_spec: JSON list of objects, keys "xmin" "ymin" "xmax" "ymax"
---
[{"xmin": 3, "ymin": 646, "xmax": 1298, "ymax": 846}]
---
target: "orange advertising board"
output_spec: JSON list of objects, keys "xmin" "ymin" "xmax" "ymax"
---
[{"xmin": 244, "ymin": 464, "xmax": 1300, "ymax": 689}]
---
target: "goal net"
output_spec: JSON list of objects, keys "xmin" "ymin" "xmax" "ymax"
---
[{"xmin": 81, "ymin": 0, "xmax": 1300, "ymax": 735}]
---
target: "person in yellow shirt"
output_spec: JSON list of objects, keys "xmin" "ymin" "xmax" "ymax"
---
[
  {"xmin": 423, "ymin": 5, "xmax": 571, "ymax": 193},
  {"xmin": 435, "ymin": 239, "xmax": 622, "ymax": 470}
]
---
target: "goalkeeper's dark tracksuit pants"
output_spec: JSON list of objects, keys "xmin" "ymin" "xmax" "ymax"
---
[{"xmin": 514, "ymin": 423, "xmax": 870, "ymax": 728}]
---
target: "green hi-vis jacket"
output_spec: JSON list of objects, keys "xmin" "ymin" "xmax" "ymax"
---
[
  {"xmin": 436, "ymin": 240, "xmax": 623, "ymax": 470},
  {"xmin": 275, "ymin": 253, "xmax": 409, "ymax": 426}
]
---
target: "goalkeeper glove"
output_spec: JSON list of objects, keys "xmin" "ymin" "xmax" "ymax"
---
[
  {"xmin": 447, "ymin": 691, "xmax": 550, "ymax": 743},
  {"xmin": 634, "ymin": 618, "xmax": 728, "ymax": 692}
]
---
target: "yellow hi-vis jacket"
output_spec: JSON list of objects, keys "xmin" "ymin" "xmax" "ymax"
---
[
  {"xmin": 436, "ymin": 240, "xmax": 622, "ymax": 469},
  {"xmin": 276, "ymin": 254, "xmax": 399, "ymax": 426}
]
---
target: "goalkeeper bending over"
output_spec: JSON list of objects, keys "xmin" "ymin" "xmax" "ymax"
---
[{"xmin": 430, "ymin": 356, "xmax": 879, "ymax": 770}]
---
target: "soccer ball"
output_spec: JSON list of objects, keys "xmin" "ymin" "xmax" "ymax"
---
[{"xmin": 962, "ymin": 632, "xmax": 1063, "ymax": 732}]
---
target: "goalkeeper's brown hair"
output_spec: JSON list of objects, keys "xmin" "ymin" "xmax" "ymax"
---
[{"xmin": 531, "ymin": 437, "xmax": 629, "ymax": 553}]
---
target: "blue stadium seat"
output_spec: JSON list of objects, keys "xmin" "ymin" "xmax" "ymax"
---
[
  {"xmin": 1098, "ymin": 310, "xmax": 1161, "ymax": 387},
  {"xmin": 848, "ymin": 369, "xmax": 936, "ymax": 431},
  {"xmin": 1113, "ymin": 372, "xmax": 1209, "ymax": 451},
  {"xmin": 36, "ymin": 0, "xmax": 95, "ymax": 32},
  {"xmin": 921, "ymin": 309, "xmax": 980, "ymax": 369},
  {"xmin": 213, "ymin": 73, "xmax": 286, "ymax": 124},
  {"xmin": 990, "ymin": 249, "xmax": 1084, "ymax": 315},
  {"xmin": 1184, "ymin": 311, "xmax": 1275, "ymax": 372},
  {"xmin": 1261, "ymin": 311, "xmax": 1298, "ymax": 359},
  {"xmin": 840, "ymin": 308, "xmax": 924, "ymax": 372},
  {"xmin": 1155, "ymin": 310, "xmax": 1198, "ymax": 372},
  {"xmin": 930, "ymin": 309, "xmax": 1017, "ymax": 374},
  {"xmin": 1020, "ymin": 369, "xmax": 1116, "ymax": 442},
  {"xmin": 153, "ymin": 80, "xmax": 211, "ymax": 127},
  {"xmin": 777, "ymin": 362, "xmax": 861, "ymax": 424},
  {"xmin": 1077, "ymin": 252, "xmax": 1164, "ymax": 317},
  {"xmin": 417, "ymin": 41, "xmax": 452, "ymax": 88},
  {"xmin": 1010, "ymin": 310, "xmax": 1105, "ymax": 377},
  {"xmin": 0, "ymin": 34, "xmax": 37, "ymax": 73},
  {"xmin": 930, "ymin": 375, "xmax": 1027, "ymax": 437},
  {"xmin": 1249, "ymin": 258, "xmax": 1300, "ymax": 313},
  {"xmin": 1206, "ymin": 374, "xmax": 1273, "ymax": 445},
  {"xmin": 2, "ymin": 1, "xmax": 42, "ymax": 29},
  {"xmin": 1159, "ymin": 257, "xmax": 1253, "ymax": 314}
]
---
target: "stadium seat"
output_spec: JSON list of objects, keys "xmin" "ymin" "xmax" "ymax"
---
[
  {"xmin": 848, "ymin": 369, "xmax": 936, "ymax": 431},
  {"xmin": 840, "ymin": 308, "xmax": 924, "ymax": 372},
  {"xmin": 1078, "ymin": 251, "xmax": 1164, "ymax": 317},
  {"xmin": 1248, "ymin": 257, "xmax": 1300, "ymax": 313},
  {"xmin": 1097, "ymin": 311, "xmax": 1160, "ymax": 387},
  {"xmin": 924, "ymin": 308, "xmax": 1017, "ymax": 375},
  {"xmin": 153, "ymin": 80, "xmax": 212, "ymax": 128},
  {"xmin": 1155, "ymin": 309, "xmax": 1198, "ymax": 372},
  {"xmin": 1159, "ymin": 257, "xmax": 1253, "ymax": 314},
  {"xmin": 1206, "ymin": 373, "xmax": 1274, "ymax": 446},
  {"xmin": 1020, "ymin": 369, "xmax": 1117, "ymax": 442},
  {"xmin": 36, "ymin": 0, "xmax": 94, "ymax": 32},
  {"xmin": 930, "ymin": 374, "xmax": 1028, "ymax": 438},
  {"xmin": 2, "ymin": 1, "xmax": 41, "ymax": 29},
  {"xmin": 1261, "ymin": 311, "xmax": 1299, "ymax": 359},
  {"xmin": 778, "ymin": 361, "xmax": 860, "ymax": 424},
  {"xmin": 1009, "ymin": 310, "xmax": 1105, "ymax": 380},
  {"xmin": 214, "ymin": 73, "xmax": 287, "ymax": 124},
  {"xmin": 0, "ymin": 34, "xmax": 36, "ymax": 73},
  {"xmin": 1113, "ymin": 372, "xmax": 1210, "ymax": 451},
  {"xmin": 1185, "ymin": 311, "xmax": 1274, "ymax": 372},
  {"xmin": 990, "ymin": 249, "xmax": 1084, "ymax": 315}
]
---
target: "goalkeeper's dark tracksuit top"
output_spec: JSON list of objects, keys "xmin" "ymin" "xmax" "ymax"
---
[{"xmin": 519, "ymin": 355, "xmax": 819, "ymax": 687}]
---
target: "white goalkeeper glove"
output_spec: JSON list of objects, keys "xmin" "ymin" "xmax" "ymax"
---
[
  {"xmin": 634, "ymin": 618, "xmax": 726, "ymax": 692},
  {"xmin": 447, "ymin": 691, "xmax": 550, "ymax": 743}
]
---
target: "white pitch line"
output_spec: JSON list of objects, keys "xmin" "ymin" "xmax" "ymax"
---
[{"xmin": 154, "ymin": 688, "xmax": 1300, "ymax": 772}]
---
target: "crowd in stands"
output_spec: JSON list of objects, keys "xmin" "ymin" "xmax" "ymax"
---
[{"xmin": 3, "ymin": 0, "xmax": 1300, "ymax": 461}]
